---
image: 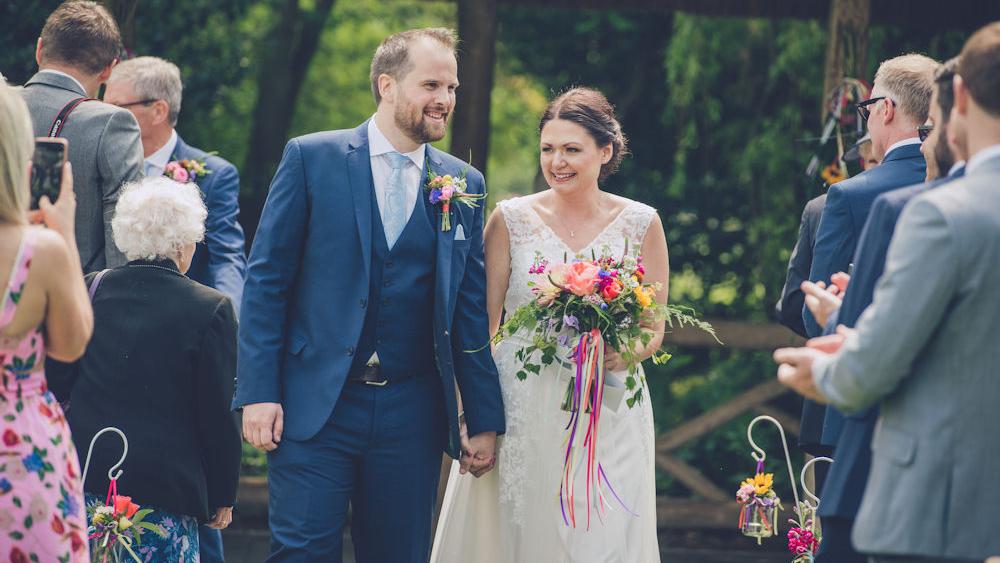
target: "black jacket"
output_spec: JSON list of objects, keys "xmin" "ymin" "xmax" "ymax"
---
[
  {"xmin": 50, "ymin": 259, "xmax": 241, "ymax": 522},
  {"xmin": 774, "ymin": 194, "xmax": 826, "ymax": 337}
]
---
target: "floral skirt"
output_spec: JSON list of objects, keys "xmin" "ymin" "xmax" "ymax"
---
[{"xmin": 85, "ymin": 493, "xmax": 200, "ymax": 562}]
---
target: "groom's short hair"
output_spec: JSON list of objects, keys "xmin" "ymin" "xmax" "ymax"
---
[
  {"xmin": 370, "ymin": 28, "xmax": 457, "ymax": 105},
  {"xmin": 959, "ymin": 21, "xmax": 1000, "ymax": 117},
  {"xmin": 39, "ymin": 0, "xmax": 123, "ymax": 75}
]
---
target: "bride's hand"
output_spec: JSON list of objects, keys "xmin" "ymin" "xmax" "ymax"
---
[{"xmin": 604, "ymin": 348, "xmax": 629, "ymax": 372}]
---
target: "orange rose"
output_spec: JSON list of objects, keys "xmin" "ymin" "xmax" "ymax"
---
[
  {"xmin": 113, "ymin": 495, "xmax": 140, "ymax": 518},
  {"xmin": 601, "ymin": 280, "xmax": 622, "ymax": 301},
  {"xmin": 559, "ymin": 262, "xmax": 600, "ymax": 296}
]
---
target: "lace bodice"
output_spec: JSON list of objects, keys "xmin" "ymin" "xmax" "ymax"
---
[{"xmin": 497, "ymin": 195, "xmax": 657, "ymax": 315}]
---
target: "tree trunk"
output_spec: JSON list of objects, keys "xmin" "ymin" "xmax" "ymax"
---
[
  {"xmin": 822, "ymin": 0, "xmax": 870, "ymax": 117},
  {"xmin": 241, "ymin": 0, "xmax": 336, "ymax": 239},
  {"xmin": 450, "ymin": 0, "xmax": 497, "ymax": 177}
]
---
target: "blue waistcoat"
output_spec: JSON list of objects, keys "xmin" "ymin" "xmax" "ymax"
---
[{"xmin": 349, "ymin": 185, "xmax": 437, "ymax": 379}]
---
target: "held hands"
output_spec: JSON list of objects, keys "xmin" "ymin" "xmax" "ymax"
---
[
  {"xmin": 206, "ymin": 506, "xmax": 233, "ymax": 530},
  {"xmin": 801, "ymin": 271, "xmax": 850, "ymax": 328},
  {"xmin": 28, "ymin": 161, "xmax": 76, "ymax": 242},
  {"xmin": 459, "ymin": 419, "xmax": 497, "ymax": 478},
  {"xmin": 242, "ymin": 402, "xmax": 284, "ymax": 452}
]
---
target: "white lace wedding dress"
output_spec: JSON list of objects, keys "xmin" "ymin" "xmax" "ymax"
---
[{"xmin": 431, "ymin": 196, "xmax": 661, "ymax": 563}]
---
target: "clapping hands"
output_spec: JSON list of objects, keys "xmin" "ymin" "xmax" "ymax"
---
[{"xmin": 801, "ymin": 271, "xmax": 850, "ymax": 327}]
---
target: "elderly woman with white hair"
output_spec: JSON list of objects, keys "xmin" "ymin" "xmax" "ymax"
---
[{"xmin": 50, "ymin": 176, "xmax": 242, "ymax": 561}]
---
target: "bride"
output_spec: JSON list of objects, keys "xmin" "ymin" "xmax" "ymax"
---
[{"xmin": 431, "ymin": 87, "xmax": 667, "ymax": 562}]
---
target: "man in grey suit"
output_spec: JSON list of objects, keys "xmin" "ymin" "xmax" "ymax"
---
[
  {"xmin": 774, "ymin": 22, "xmax": 1000, "ymax": 563},
  {"xmin": 20, "ymin": 0, "xmax": 143, "ymax": 272}
]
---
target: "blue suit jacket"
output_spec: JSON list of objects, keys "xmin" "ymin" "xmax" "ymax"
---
[
  {"xmin": 232, "ymin": 122, "xmax": 505, "ymax": 458},
  {"xmin": 172, "ymin": 136, "xmax": 247, "ymax": 314},
  {"xmin": 798, "ymin": 143, "xmax": 925, "ymax": 452},
  {"xmin": 817, "ymin": 167, "xmax": 963, "ymax": 519}
]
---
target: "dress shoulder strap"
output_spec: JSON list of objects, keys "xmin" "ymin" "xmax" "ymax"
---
[
  {"xmin": 0, "ymin": 229, "xmax": 36, "ymax": 327},
  {"xmin": 613, "ymin": 200, "xmax": 659, "ymax": 249},
  {"xmin": 495, "ymin": 196, "xmax": 541, "ymax": 248}
]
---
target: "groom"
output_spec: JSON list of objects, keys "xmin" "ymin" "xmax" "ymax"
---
[{"xmin": 234, "ymin": 27, "xmax": 505, "ymax": 562}]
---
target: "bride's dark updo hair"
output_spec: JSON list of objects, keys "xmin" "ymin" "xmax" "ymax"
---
[{"xmin": 539, "ymin": 87, "xmax": 629, "ymax": 182}]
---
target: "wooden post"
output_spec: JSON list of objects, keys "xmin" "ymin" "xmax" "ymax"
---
[
  {"xmin": 822, "ymin": 0, "xmax": 870, "ymax": 115},
  {"xmin": 450, "ymin": 0, "xmax": 497, "ymax": 176}
]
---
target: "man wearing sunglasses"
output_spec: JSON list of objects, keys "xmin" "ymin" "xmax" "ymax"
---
[{"xmin": 795, "ymin": 55, "xmax": 937, "ymax": 559}]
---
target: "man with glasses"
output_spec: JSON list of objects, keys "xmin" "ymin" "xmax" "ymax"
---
[
  {"xmin": 795, "ymin": 54, "xmax": 936, "ymax": 538},
  {"xmin": 20, "ymin": 0, "xmax": 143, "ymax": 272},
  {"xmin": 103, "ymin": 55, "xmax": 246, "ymax": 563}
]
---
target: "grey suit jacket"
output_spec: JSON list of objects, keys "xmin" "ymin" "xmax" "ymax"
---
[
  {"xmin": 20, "ymin": 71, "xmax": 143, "ymax": 272},
  {"xmin": 814, "ymin": 153, "xmax": 1000, "ymax": 560}
]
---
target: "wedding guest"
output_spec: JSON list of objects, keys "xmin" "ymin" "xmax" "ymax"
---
[
  {"xmin": 19, "ymin": 0, "xmax": 143, "ymax": 273},
  {"xmin": 842, "ymin": 132, "xmax": 880, "ymax": 170},
  {"xmin": 801, "ymin": 56, "xmax": 968, "ymax": 563},
  {"xmin": 797, "ymin": 53, "xmax": 935, "ymax": 461},
  {"xmin": 0, "ymin": 84, "xmax": 92, "ymax": 562},
  {"xmin": 105, "ymin": 56, "xmax": 246, "ymax": 321},
  {"xmin": 775, "ymin": 193, "xmax": 825, "ymax": 339},
  {"xmin": 51, "ymin": 177, "xmax": 242, "ymax": 561},
  {"xmin": 776, "ymin": 22, "xmax": 1000, "ymax": 562}
]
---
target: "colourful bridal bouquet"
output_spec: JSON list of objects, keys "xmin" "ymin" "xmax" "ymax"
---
[
  {"xmin": 425, "ymin": 167, "xmax": 485, "ymax": 232},
  {"xmin": 737, "ymin": 464, "xmax": 783, "ymax": 544},
  {"xmin": 86, "ymin": 484, "xmax": 164, "ymax": 562},
  {"xmin": 493, "ymin": 242, "xmax": 715, "ymax": 528}
]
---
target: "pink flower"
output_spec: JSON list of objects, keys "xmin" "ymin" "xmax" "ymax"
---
[
  {"xmin": 558, "ymin": 261, "xmax": 600, "ymax": 296},
  {"xmin": 171, "ymin": 167, "xmax": 189, "ymax": 183},
  {"xmin": 440, "ymin": 185, "xmax": 454, "ymax": 200}
]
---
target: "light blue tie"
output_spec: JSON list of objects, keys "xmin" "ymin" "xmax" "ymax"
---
[{"xmin": 383, "ymin": 151, "xmax": 410, "ymax": 248}]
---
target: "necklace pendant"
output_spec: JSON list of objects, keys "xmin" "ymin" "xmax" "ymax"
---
[{"xmin": 569, "ymin": 230, "xmax": 575, "ymax": 238}]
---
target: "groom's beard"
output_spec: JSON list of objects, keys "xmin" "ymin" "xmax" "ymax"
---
[{"xmin": 394, "ymin": 101, "xmax": 448, "ymax": 144}]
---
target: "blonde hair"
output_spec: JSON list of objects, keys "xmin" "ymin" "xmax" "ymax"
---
[
  {"xmin": 112, "ymin": 176, "xmax": 206, "ymax": 260},
  {"xmin": 0, "ymin": 85, "xmax": 33, "ymax": 225},
  {"xmin": 873, "ymin": 53, "xmax": 939, "ymax": 126}
]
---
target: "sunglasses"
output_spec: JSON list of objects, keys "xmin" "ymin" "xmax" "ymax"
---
[
  {"xmin": 856, "ymin": 96, "xmax": 892, "ymax": 122},
  {"xmin": 917, "ymin": 125, "xmax": 933, "ymax": 142},
  {"xmin": 116, "ymin": 98, "xmax": 160, "ymax": 109}
]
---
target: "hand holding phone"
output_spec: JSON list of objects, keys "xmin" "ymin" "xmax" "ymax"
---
[
  {"xmin": 30, "ymin": 138, "xmax": 67, "ymax": 210},
  {"xmin": 28, "ymin": 140, "xmax": 76, "ymax": 243}
]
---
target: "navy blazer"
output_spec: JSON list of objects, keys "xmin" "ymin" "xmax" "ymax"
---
[
  {"xmin": 818, "ymin": 167, "xmax": 963, "ymax": 519},
  {"xmin": 798, "ymin": 143, "xmax": 925, "ymax": 453},
  {"xmin": 232, "ymin": 122, "xmax": 505, "ymax": 458},
  {"xmin": 172, "ymin": 136, "xmax": 247, "ymax": 314},
  {"xmin": 775, "ymin": 194, "xmax": 826, "ymax": 338}
]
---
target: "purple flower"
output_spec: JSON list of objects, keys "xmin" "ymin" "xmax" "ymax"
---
[
  {"xmin": 429, "ymin": 189, "xmax": 442, "ymax": 205},
  {"xmin": 557, "ymin": 334, "xmax": 571, "ymax": 347},
  {"xmin": 0, "ymin": 477, "xmax": 11, "ymax": 494},
  {"xmin": 22, "ymin": 451, "xmax": 44, "ymax": 472},
  {"xmin": 563, "ymin": 315, "xmax": 579, "ymax": 330}
]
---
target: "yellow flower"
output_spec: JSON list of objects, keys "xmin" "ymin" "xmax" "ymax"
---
[
  {"xmin": 633, "ymin": 286, "xmax": 652, "ymax": 308},
  {"xmin": 442, "ymin": 175, "xmax": 453, "ymax": 184},
  {"xmin": 742, "ymin": 472, "xmax": 773, "ymax": 495}
]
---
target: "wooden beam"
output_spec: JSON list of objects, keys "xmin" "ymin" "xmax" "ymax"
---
[
  {"xmin": 655, "ymin": 452, "xmax": 729, "ymax": 501},
  {"xmin": 451, "ymin": 0, "xmax": 497, "ymax": 176},
  {"xmin": 751, "ymin": 404, "xmax": 801, "ymax": 437},
  {"xmin": 656, "ymin": 497, "xmax": 737, "ymax": 529},
  {"xmin": 665, "ymin": 319, "xmax": 804, "ymax": 350},
  {"xmin": 821, "ymin": 0, "xmax": 870, "ymax": 115},
  {"xmin": 656, "ymin": 380, "xmax": 789, "ymax": 452}
]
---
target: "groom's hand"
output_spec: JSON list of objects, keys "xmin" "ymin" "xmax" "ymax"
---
[
  {"xmin": 460, "ymin": 431, "xmax": 497, "ymax": 478},
  {"xmin": 243, "ymin": 402, "xmax": 284, "ymax": 452}
]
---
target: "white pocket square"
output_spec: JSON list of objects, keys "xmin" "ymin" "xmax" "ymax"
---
[{"xmin": 454, "ymin": 224, "xmax": 466, "ymax": 241}]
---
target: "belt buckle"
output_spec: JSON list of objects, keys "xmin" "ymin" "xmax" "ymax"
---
[
  {"xmin": 363, "ymin": 362, "xmax": 387, "ymax": 386},
  {"xmin": 365, "ymin": 379, "xmax": 389, "ymax": 387}
]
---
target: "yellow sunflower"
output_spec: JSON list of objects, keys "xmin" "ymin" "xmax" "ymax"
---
[{"xmin": 741, "ymin": 472, "xmax": 773, "ymax": 496}]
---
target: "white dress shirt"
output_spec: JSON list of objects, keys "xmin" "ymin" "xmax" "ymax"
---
[
  {"xmin": 367, "ymin": 118, "xmax": 425, "ymax": 228},
  {"xmin": 145, "ymin": 130, "xmax": 178, "ymax": 178},
  {"xmin": 884, "ymin": 137, "xmax": 921, "ymax": 158},
  {"xmin": 37, "ymin": 69, "xmax": 87, "ymax": 95},
  {"xmin": 965, "ymin": 144, "xmax": 1000, "ymax": 174}
]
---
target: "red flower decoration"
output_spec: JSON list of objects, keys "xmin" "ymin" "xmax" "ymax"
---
[
  {"xmin": 51, "ymin": 514, "xmax": 65, "ymax": 534},
  {"xmin": 10, "ymin": 547, "xmax": 29, "ymax": 563},
  {"xmin": 114, "ymin": 495, "xmax": 140, "ymax": 518},
  {"xmin": 2, "ymin": 429, "xmax": 19, "ymax": 447},
  {"xmin": 38, "ymin": 402, "xmax": 53, "ymax": 418},
  {"xmin": 70, "ymin": 531, "xmax": 85, "ymax": 553}
]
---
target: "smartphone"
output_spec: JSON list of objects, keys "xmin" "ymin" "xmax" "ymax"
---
[{"xmin": 30, "ymin": 138, "xmax": 67, "ymax": 210}]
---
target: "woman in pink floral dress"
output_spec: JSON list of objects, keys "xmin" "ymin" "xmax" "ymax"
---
[{"xmin": 0, "ymin": 85, "xmax": 94, "ymax": 562}]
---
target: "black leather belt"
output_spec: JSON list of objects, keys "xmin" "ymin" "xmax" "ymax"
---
[{"xmin": 347, "ymin": 362, "xmax": 388, "ymax": 386}]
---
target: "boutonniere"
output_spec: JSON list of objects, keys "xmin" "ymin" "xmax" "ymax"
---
[
  {"xmin": 163, "ymin": 155, "xmax": 212, "ymax": 183},
  {"xmin": 425, "ymin": 162, "xmax": 485, "ymax": 232}
]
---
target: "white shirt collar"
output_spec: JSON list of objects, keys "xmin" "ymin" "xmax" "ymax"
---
[
  {"xmin": 37, "ymin": 69, "xmax": 87, "ymax": 95},
  {"xmin": 947, "ymin": 160, "xmax": 966, "ymax": 177},
  {"xmin": 965, "ymin": 145, "xmax": 1000, "ymax": 175},
  {"xmin": 367, "ymin": 117, "xmax": 426, "ymax": 168},
  {"xmin": 145, "ymin": 130, "xmax": 179, "ymax": 175},
  {"xmin": 884, "ymin": 137, "xmax": 922, "ymax": 158}
]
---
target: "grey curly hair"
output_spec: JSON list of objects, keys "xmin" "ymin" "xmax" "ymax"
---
[{"xmin": 111, "ymin": 176, "xmax": 206, "ymax": 261}]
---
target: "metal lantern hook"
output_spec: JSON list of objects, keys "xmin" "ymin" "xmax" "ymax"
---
[
  {"xmin": 800, "ymin": 456, "xmax": 833, "ymax": 509},
  {"xmin": 747, "ymin": 415, "xmax": 801, "ymax": 511},
  {"xmin": 81, "ymin": 426, "xmax": 129, "ymax": 483}
]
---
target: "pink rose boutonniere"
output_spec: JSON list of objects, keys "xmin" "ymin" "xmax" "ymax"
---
[
  {"xmin": 163, "ymin": 156, "xmax": 212, "ymax": 183},
  {"xmin": 425, "ymin": 161, "xmax": 485, "ymax": 232}
]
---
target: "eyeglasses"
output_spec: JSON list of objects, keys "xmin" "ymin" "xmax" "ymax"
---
[
  {"xmin": 115, "ymin": 98, "xmax": 160, "ymax": 109},
  {"xmin": 856, "ymin": 96, "xmax": 891, "ymax": 122},
  {"xmin": 917, "ymin": 124, "xmax": 934, "ymax": 142}
]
